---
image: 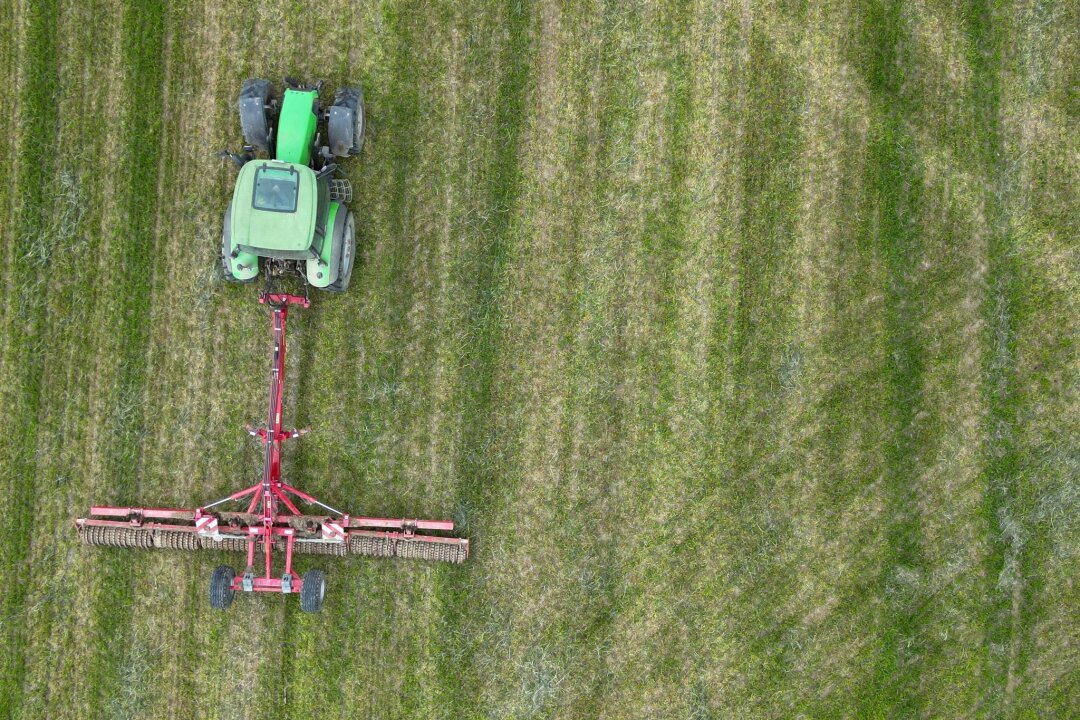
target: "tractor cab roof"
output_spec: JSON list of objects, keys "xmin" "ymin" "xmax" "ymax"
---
[{"xmin": 230, "ymin": 160, "xmax": 318, "ymax": 258}]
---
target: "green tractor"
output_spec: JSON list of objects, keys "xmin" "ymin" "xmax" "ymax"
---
[{"xmin": 221, "ymin": 78, "xmax": 365, "ymax": 291}]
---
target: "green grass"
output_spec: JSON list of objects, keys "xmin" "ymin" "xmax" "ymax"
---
[
  {"xmin": 0, "ymin": 0, "xmax": 60, "ymax": 710},
  {"xmin": 0, "ymin": 0, "xmax": 1077, "ymax": 718}
]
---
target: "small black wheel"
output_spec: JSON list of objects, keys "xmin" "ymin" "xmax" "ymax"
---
[
  {"xmin": 300, "ymin": 569, "xmax": 326, "ymax": 613},
  {"xmin": 239, "ymin": 78, "xmax": 275, "ymax": 153},
  {"xmin": 326, "ymin": 212, "xmax": 356, "ymax": 293},
  {"xmin": 328, "ymin": 86, "xmax": 365, "ymax": 157},
  {"xmin": 209, "ymin": 565, "xmax": 236, "ymax": 610}
]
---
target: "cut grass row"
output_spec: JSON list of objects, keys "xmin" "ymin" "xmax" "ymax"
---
[
  {"xmin": 82, "ymin": 2, "xmax": 168, "ymax": 712},
  {"xmin": 1001, "ymin": 1, "xmax": 1079, "ymax": 712},
  {"xmin": 0, "ymin": 0, "xmax": 60, "ymax": 710},
  {"xmin": 859, "ymin": 0, "xmax": 929, "ymax": 712},
  {"xmin": 17, "ymin": 1, "xmax": 126, "ymax": 712},
  {"xmin": 969, "ymin": 0, "xmax": 1023, "ymax": 710}
]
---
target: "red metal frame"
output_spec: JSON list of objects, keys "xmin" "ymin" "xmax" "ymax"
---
[
  {"xmin": 236, "ymin": 293, "xmax": 309, "ymax": 594},
  {"xmin": 77, "ymin": 292, "xmax": 468, "ymax": 596}
]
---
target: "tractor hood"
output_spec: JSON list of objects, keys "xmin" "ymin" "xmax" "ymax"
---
[{"xmin": 230, "ymin": 160, "xmax": 318, "ymax": 258}]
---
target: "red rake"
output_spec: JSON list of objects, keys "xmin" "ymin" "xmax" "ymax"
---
[{"xmin": 76, "ymin": 293, "xmax": 468, "ymax": 612}]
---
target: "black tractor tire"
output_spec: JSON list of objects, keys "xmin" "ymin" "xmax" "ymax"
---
[
  {"xmin": 300, "ymin": 569, "xmax": 326, "ymax": 613},
  {"xmin": 221, "ymin": 207, "xmax": 255, "ymax": 283},
  {"xmin": 239, "ymin": 78, "xmax": 274, "ymax": 153},
  {"xmin": 328, "ymin": 86, "xmax": 365, "ymax": 157},
  {"xmin": 209, "ymin": 565, "xmax": 236, "ymax": 610},
  {"xmin": 326, "ymin": 211, "xmax": 356, "ymax": 293}
]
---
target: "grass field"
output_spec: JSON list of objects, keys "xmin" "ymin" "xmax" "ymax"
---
[{"xmin": 0, "ymin": 0, "xmax": 1077, "ymax": 717}]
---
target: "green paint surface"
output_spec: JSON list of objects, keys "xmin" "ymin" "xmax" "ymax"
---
[{"xmin": 274, "ymin": 88, "xmax": 318, "ymax": 165}]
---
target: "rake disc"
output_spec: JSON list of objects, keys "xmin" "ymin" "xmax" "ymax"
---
[
  {"xmin": 348, "ymin": 534, "xmax": 467, "ymax": 564},
  {"xmin": 155, "ymin": 530, "xmax": 202, "ymax": 550},
  {"xmin": 294, "ymin": 540, "xmax": 348, "ymax": 556},
  {"xmin": 398, "ymin": 539, "xmax": 468, "ymax": 564},
  {"xmin": 78, "ymin": 525, "xmax": 467, "ymax": 563},
  {"xmin": 348, "ymin": 534, "xmax": 397, "ymax": 558},
  {"xmin": 203, "ymin": 536, "xmax": 251, "ymax": 554},
  {"xmin": 78, "ymin": 525, "xmax": 155, "ymax": 549}
]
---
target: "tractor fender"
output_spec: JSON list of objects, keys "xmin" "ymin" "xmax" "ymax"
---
[
  {"xmin": 306, "ymin": 202, "xmax": 344, "ymax": 287},
  {"xmin": 327, "ymin": 106, "xmax": 355, "ymax": 157},
  {"xmin": 222, "ymin": 206, "xmax": 259, "ymax": 282},
  {"xmin": 238, "ymin": 79, "xmax": 273, "ymax": 154}
]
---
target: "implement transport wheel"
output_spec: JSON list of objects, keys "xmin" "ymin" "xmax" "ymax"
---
[
  {"xmin": 326, "ymin": 212, "xmax": 356, "ymax": 293},
  {"xmin": 209, "ymin": 565, "xmax": 236, "ymax": 610},
  {"xmin": 328, "ymin": 86, "xmax": 364, "ymax": 157},
  {"xmin": 239, "ymin": 78, "xmax": 274, "ymax": 153},
  {"xmin": 300, "ymin": 569, "xmax": 326, "ymax": 613}
]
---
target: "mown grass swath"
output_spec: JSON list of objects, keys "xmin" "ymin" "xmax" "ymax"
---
[
  {"xmin": 967, "ymin": 0, "xmax": 1022, "ymax": 711},
  {"xmin": 0, "ymin": 0, "xmax": 59, "ymax": 709},
  {"xmin": 855, "ymin": 1, "xmax": 928, "ymax": 713},
  {"xmin": 80, "ymin": 2, "xmax": 167, "ymax": 713},
  {"xmin": 436, "ymin": 0, "xmax": 529, "ymax": 712}
]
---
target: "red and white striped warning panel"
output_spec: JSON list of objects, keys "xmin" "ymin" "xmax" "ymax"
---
[
  {"xmin": 195, "ymin": 515, "xmax": 218, "ymax": 536},
  {"xmin": 321, "ymin": 521, "xmax": 346, "ymax": 541}
]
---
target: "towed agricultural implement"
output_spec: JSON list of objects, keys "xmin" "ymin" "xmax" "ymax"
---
[{"xmin": 76, "ymin": 79, "xmax": 467, "ymax": 612}]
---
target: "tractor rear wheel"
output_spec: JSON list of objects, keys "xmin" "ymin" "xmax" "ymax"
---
[
  {"xmin": 239, "ymin": 78, "xmax": 275, "ymax": 153},
  {"xmin": 300, "ymin": 569, "xmax": 326, "ymax": 613},
  {"xmin": 221, "ymin": 207, "xmax": 255, "ymax": 283},
  {"xmin": 326, "ymin": 212, "xmax": 356, "ymax": 293},
  {"xmin": 328, "ymin": 86, "xmax": 364, "ymax": 157},
  {"xmin": 209, "ymin": 565, "xmax": 236, "ymax": 610}
]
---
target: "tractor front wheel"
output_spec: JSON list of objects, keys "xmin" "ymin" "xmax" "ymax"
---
[
  {"xmin": 209, "ymin": 566, "xmax": 236, "ymax": 610},
  {"xmin": 239, "ymin": 78, "xmax": 275, "ymax": 153},
  {"xmin": 300, "ymin": 569, "xmax": 326, "ymax": 613}
]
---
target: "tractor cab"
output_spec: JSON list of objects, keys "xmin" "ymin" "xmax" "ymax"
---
[{"xmin": 221, "ymin": 79, "xmax": 364, "ymax": 292}]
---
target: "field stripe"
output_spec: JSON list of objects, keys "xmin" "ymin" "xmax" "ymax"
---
[
  {"xmin": 694, "ymin": 6, "xmax": 812, "ymax": 715},
  {"xmin": 117, "ymin": 1, "xmax": 224, "ymax": 713},
  {"xmin": 960, "ymin": 0, "xmax": 1021, "ymax": 712},
  {"xmin": 459, "ymin": 0, "xmax": 609, "ymax": 712},
  {"xmin": 22, "ymin": 2, "xmax": 127, "ymax": 714},
  {"xmin": 15, "ymin": 0, "xmax": 109, "ymax": 711},
  {"xmin": 741, "ymin": 4, "xmax": 885, "ymax": 715},
  {"xmin": 77, "ymin": 2, "xmax": 168, "ymax": 714},
  {"xmin": 274, "ymin": 0, "xmax": 384, "ymax": 713},
  {"xmin": 849, "ymin": 2, "xmax": 934, "ymax": 714},
  {"xmin": 279, "ymin": 1, "xmax": 439, "ymax": 714},
  {"xmin": 178, "ymin": 3, "xmax": 279, "ymax": 716},
  {"xmin": 431, "ymin": 0, "xmax": 531, "ymax": 715},
  {"xmin": 1000, "ymin": 1, "xmax": 1080, "ymax": 715},
  {"xmin": 0, "ymin": 0, "xmax": 61, "ymax": 709},
  {"xmin": 0, "ymin": 0, "xmax": 18, "ymax": 323},
  {"xmin": 510, "ymin": 0, "xmax": 638, "ymax": 714}
]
